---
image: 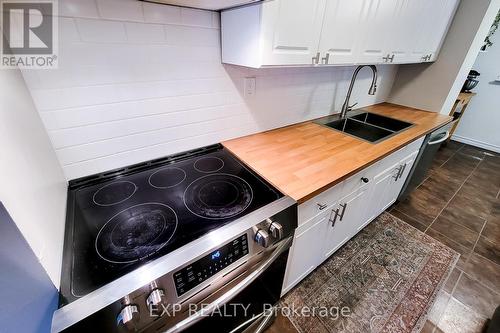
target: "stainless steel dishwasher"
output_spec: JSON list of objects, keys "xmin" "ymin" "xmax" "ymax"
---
[{"xmin": 398, "ymin": 120, "xmax": 456, "ymax": 201}]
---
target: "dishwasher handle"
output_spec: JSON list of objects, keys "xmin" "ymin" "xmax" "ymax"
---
[{"xmin": 428, "ymin": 131, "xmax": 450, "ymax": 145}]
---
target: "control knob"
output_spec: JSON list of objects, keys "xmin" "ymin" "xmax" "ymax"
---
[
  {"xmin": 117, "ymin": 304, "xmax": 139, "ymax": 330},
  {"xmin": 254, "ymin": 229, "xmax": 270, "ymax": 248},
  {"xmin": 146, "ymin": 288, "xmax": 166, "ymax": 307},
  {"xmin": 268, "ymin": 221, "xmax": 284, "ymax": 240}
]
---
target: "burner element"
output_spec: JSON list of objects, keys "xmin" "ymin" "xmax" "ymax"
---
[
  {"xmin": 194, "ymin": 157, "xmax": 224, "ymax": 173},
  {"xmin": 95, "ymin": 203, "xmax": 178, "ymax": 263},
  {"xmin": 93, "ymin": 181, "xmax": 137, "ymax": 206},
  {"xmin": 148, "ymin": 167, "xmax": 186, "ymax": 189},
  {"xmin": 183, "ymin": 174, "xmax": 253, "ymax": 219}
]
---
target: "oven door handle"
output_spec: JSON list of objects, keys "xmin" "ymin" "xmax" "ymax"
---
[{"xmin": 164, "ymin": 236, "xmax": 293, "ymax": 333}]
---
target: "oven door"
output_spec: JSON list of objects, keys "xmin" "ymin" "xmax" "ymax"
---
[{"xmin": 150, "ymin": 236, "xmax": 292, "ymax": 333}]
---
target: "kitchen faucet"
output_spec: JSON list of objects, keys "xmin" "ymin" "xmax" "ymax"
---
[{"xmin": 339, "ymin": 65, "xmax": 378, "ymax": 119}]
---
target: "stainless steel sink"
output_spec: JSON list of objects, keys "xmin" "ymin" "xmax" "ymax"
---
[
  {"xmin": 316, "ymin": 112, "xmax": 414, "ymax": 143},
  {"xmin": 350, "ymin": 112, "xmax": 413, "ymax": 132}
]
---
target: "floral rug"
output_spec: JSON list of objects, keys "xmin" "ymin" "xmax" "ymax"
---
[{"xmin": 280, "ymin": 212, "xmax": 459, "ymax": 333}]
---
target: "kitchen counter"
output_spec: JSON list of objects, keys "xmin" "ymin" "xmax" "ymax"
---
[{"xmin": 222, "ymin": 103, "xmax": 452, "ymax": 203}]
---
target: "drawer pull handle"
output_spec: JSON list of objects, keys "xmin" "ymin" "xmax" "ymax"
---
[
  {"xmin": 393, "ymin": 165, "xmax": 403, "ymax": 180},
  {"xmin": 339, "ymin": 203, "xmax": 347, "ymax": 221},
  {"xmin": 398, "ymin": 163, "xmax": 407, "ymax": 180},
  {"xmin": 317, "ymin": 203, "xmax": 327, "ymax": 210},
  {"xmin": 329, "ymin": 208, "xmax": 340, "ymax": 227}
]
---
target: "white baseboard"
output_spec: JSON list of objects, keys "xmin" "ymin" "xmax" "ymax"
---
[{"xmin": 451, "ymin": 135, "xmax": 500, "ymax": 153}]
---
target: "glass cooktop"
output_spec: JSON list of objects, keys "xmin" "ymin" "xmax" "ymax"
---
[{"xmin": 60, "ymin": 145, "xmax": 282, "ymax": 303}]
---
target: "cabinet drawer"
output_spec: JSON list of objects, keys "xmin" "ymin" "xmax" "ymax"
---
[
  {"xmin": 342, "ymin": 159, "xmax": 381, "ymax": 195},
  {"xmin": 298, "ymin": 181, "xmax": 343, "ymax": 225},
  {"xmin": 374, "ymin": 137, "xmax": 425, "ymax": 178}
]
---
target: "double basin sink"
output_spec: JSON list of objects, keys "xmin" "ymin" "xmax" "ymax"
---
[{"xmin": 315, "ymin": 112, "xmax": 414, "ymax": 143}]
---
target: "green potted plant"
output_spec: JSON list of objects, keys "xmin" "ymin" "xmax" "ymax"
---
[{"xmin": 481, "ymin": 9, "xmax": 500, "ymax": 51}]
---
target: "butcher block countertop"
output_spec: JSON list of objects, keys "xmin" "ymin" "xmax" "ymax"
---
[{"xmin": 222, "ymin": 103, "xmax": 452, "ymax": 204}]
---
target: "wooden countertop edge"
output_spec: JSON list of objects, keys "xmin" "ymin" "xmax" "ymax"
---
[{"xmin": 223, "ymin": 103, "xmax": 453, "ymax": 204}]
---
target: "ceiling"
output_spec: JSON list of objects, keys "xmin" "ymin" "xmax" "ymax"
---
[{"xmin": 144, "ymin": 0, "xmax": 261, "ymax": 11}]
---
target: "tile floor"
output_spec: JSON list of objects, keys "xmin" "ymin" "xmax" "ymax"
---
[
  {"xmin": 391, "ymin": 141, "xmax": 500, "ymax": 333},
  {"xmin": 266, "ymin": 141, "xmax": 500, "ymax": 333}
]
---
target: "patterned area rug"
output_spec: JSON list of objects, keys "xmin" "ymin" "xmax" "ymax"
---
[{"xmin": 281, "ymin": 212, "xmax": 459, "ymax": 333}]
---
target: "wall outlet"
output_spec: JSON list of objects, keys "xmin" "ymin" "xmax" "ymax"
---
[{"xmin": 244, "ymin": 77, "xmax": 256, "ymax": 97}]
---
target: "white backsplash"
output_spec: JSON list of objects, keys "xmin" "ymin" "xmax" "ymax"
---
[{"xmin": 21, "ymin": 0, "xmax": 399, "ymax": 180}]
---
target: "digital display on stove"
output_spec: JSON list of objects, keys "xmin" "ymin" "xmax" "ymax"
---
[{"xmin": 173, "ymin": 234, "xmax": 249, "ymax": 297}]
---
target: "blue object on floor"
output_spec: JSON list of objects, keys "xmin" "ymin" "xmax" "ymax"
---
[{"xmin": 0, "ymin": 202, "xmax": 58, "ymax": 333}]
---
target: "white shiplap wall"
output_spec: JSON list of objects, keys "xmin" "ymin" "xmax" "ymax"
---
[{"xmin": 21, "ymin": 0, "xmax": 399, "ymax": 180}]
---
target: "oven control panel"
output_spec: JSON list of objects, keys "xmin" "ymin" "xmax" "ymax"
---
[{"xmin": 173, "ymin": 234, "xmax": 249, "ymax": 296}]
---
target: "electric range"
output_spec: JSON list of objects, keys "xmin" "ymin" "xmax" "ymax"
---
[{"xmin": 54, "ymin": 144, "xmax": 297, "ymax": 333}]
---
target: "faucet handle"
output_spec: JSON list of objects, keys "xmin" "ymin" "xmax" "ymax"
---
[{"xmin": 347, "ymin": 102, "xmax": 358, "ymax": 111}]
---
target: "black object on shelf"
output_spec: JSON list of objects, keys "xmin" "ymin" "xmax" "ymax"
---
[{"xmin": 462, "ymin": 70, "xmax": 481, "ymax": 92}]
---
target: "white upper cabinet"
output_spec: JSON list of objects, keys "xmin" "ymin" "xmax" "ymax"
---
[
  {"xmin": 260, "ymin": 0, "xmax": 327, "ymax": 66},
  {"xmin": 355, "ymin": 0, "xmax": 401, "ymax": 64},
  {"xmin": 427, "ymin": 0, "xmax": 460, "ymax": 61},
  {"xmin": 221, "ymin": 0, "xmax": 459, "ymax": 68},
  {"xmin": 408, "ymin": 0, "xmax": 459, "ymax": 62},
  {"xmin": 378, "ymin": 0, "xmax": 417, "ymax": 64},
  {"xmin": 318, "ymin": 0, "xmax": 369, "ymax": 65}
]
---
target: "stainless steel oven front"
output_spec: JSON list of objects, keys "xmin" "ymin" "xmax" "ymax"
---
[{"xmin": 52, "ymin": 196, "xmax": 297, "ymax": 333}]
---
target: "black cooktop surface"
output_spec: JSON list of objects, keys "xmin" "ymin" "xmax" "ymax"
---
[{"xmin": 61, "ymin": 145, "xmax": 282, "ymax": 303}]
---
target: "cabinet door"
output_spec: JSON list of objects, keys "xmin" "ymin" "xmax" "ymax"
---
[
  {"xmin": 405, "ymin": 0, "xmax": 434, "ymax": 62},
  {"xmin": 426, "ymin": 0, "xmax": 459, "ymax": 61},
  {"xmin": 407, "ymin": 0, "xmax": 457, "ymax": 62},
  {"xmin": 261, "ymin": 0, "xmax": 326, "ymax": 66},
  {"xmin": 366, "ymin": 163, "xmax": 400, "ymax": 222},
  {"xmin": 388, "ymin": 151, "xmax": 418, "ymax": 198},
  {"xmin": 356, "ymin": 0, "xmax": 402, "ymax": 64},
  {"xmin": 322, "ymin": 188, "xmax": 369, "ymax": 259},
  {"xmin": 318, "ymin": 0, "xmax": 370, "ymax": 65},
  {"xmin": 383, "ymin": 0, "xmax": 415, "ymax": 63},
  {"xmin": 282, "ymin": 211, "xmax": 328, "ymax": 294}
]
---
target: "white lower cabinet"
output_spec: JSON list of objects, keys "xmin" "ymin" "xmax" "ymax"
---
[
  {"xmin": 365, "ymin": 162, "xmax": 399, "ymax": 223},
  {"xmin": 281, "ymin": 211, "xmax": 329, "ymax": 295},
  {"xmin": 368, "ymin": 150, "xmax": 418, "ymax": 221},
  {"xmin": 282, "ymin": 140, "xmax": 423, "ymax": 294},
  {"xmin": 323, "ymin": 186, "xmax": 370, "ymax": 259}
]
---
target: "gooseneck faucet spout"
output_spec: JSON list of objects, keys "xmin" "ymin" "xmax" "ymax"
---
[{"xmin": 339, "ymin": 65, "xmax": 378, "ymax": 119}]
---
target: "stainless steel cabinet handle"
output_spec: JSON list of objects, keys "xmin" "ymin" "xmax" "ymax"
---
[
  {"xmin": 312, "ymin": 52, "xmax": 320, "ymax": 65},
  {"xmin": 397, "ymin": 163, "xmax": 407, "ymax": 180},
  {"xmin": 382, "ymin": 54, "xmax": 390, "ymax": 62},
  {"xmin": 321, "ymin": 53, "xmax": 330, "ymax": 65},
  {"xmin": 164, "ymin": 237, "xmax": 293, "ymax": 333},
  {"xmin": 389, "ymin": 54, "xmax": 395, "ymax": 62},
  {"xmin": 338, "ymin": 203, "xmax": 347, "ymax": 221},
  {"xmin": 317, "ymin": 203, "xmax": 327, "ymax": 210},
  {"xmin": 393, "ymin": 165, "xmax": 403, "ymax": 180},
  {"xmin": 421, "ymin": 55, "xmax": 427, "ymax": 61},
  {"xmin": 329, "ymin": 208, "xmax": 340, "ymax": 227},
  {"xmin": 397, "ymin": 164, "xmax": 405, "ymax": 180},
  {"xmin": 428, "ymin": 131, "xmax": 450, "ymax": 145}
]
